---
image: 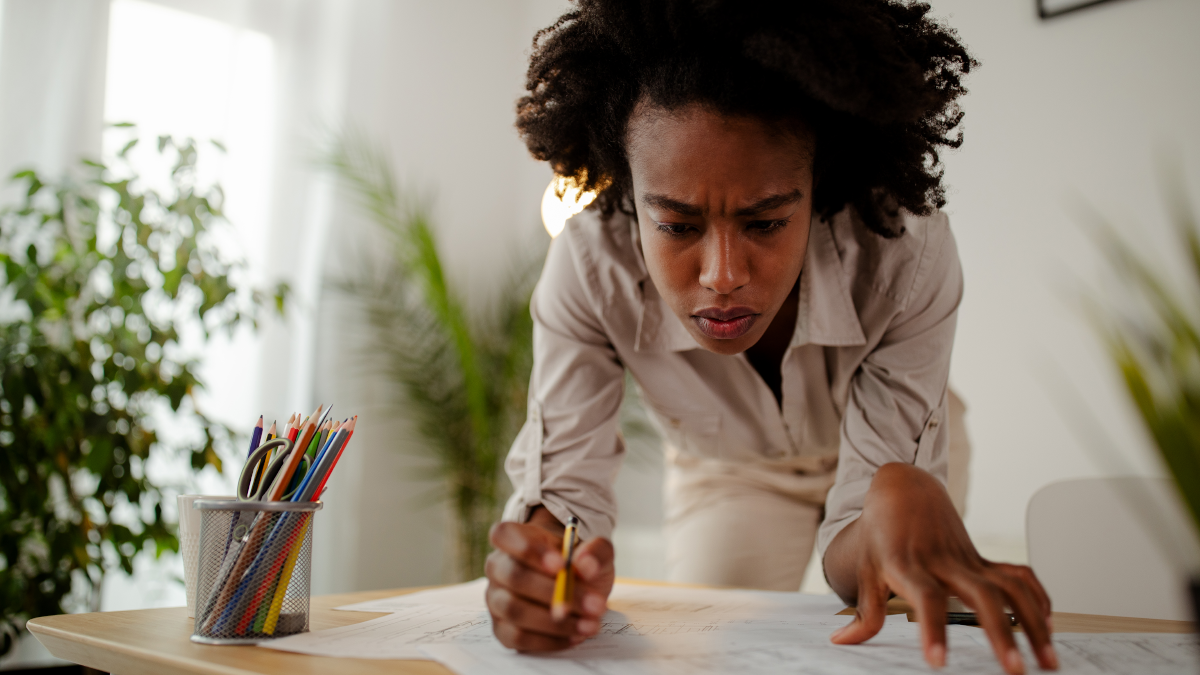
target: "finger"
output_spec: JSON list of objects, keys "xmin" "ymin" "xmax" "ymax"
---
[
  {"xmin": 573, "ymin": 584, "xmax": 609, "ymax": 619},
  {"xmin": 889, "ymin": 568, "xmax": 948, "ymax": 670},
  {"xmin": 486, "ymin": 550, "xmax": 609, "ymax": 623},
  {"xmin": 492, "ymin": 618, "xmax": 578, "ymax": 652},
  {"xmin": 573, "ymin": 537, "xmax": 614, "ymax": 583},
  {"xmin": 487, "ymin": 584, "xmax": 599, "ymax": 639},
  {"xmin": 945, "ymin": 572, "xmax": 1024, "ymax": 675},
  {"xmin": 993, "ymin": 563, "xmax": 1053, "ymax": 621},
  {"xmin": 490, "ymin": 521, "xmax": 563, "ymax": 575},
  {"xmin": 486, "ymin": 550, "xmax": 557, "ymax": 604},
  {"xmin": 986, "ymin": 567, "xmax": 1058, "ymax": 671},
  {"xmin": 830, "ymin": 565, "xmax": 889, "ymax": 645},
  {"xmin": 572, "ymin": 538, "xmax": 615, "ymax": 618}
]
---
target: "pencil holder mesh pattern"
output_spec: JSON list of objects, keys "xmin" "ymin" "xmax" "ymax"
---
[{"xmin": 191, "ymin": 500, "xmax": 322, "ymax": 644}]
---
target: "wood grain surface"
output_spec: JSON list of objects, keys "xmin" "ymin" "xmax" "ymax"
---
[{"xmin": 28, "ymin": 587, "xmax": 450, "ymax": 675}]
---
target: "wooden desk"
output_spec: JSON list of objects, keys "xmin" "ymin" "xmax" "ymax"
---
[{"xmin": 28, "ymin": 582, "xmax": 1193, "ymax": 675}]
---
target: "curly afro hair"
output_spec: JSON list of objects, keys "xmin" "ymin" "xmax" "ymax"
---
[{"xmin": 516, "ymin": 0, "xmax": 977, "ymax": 237}]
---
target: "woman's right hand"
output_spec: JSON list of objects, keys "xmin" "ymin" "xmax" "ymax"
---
[{"xmin": 485, "ymin": 507, "xmax": 616, "ymax": 651}]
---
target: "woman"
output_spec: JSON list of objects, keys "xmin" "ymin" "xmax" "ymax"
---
[{"xmin": 485, "ymin": 1, "xmax": 1055, "ymax": 673}]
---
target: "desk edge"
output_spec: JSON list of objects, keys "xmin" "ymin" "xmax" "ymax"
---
[{"xmin": 28, "ymin": 617, "xmax": 255, "ymax": 675}]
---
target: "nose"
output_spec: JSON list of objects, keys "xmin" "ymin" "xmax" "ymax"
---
[{"xmin": 697, "ymin": 228, "xmax": 749, "ymax": 295}]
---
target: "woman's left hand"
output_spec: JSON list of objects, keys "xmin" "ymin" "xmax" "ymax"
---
[{"xmin": 824, "ymin": 463, "xmax": 1057, "ymax": 674}]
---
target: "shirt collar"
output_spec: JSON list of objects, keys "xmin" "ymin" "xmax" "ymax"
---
[
  {"xmin": 790, "ymin": 216, "xmax": 867, "ymax": 348},
  {"xmin": 634, "ymin": 216, "xmax": 866, "ymax": 353}
]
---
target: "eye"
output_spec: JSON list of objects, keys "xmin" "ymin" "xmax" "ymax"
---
[
  {"xmin": 656, "ymin": 222, "xmax": 694, "ymax": 236},
  {"xmin": 747, "ymin": 218, "xmax": 789, "ymax": 232}
]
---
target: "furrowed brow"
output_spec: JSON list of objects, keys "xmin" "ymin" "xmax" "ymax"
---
[
  {"xmin": 641, "ymin": 193, "xmax": 704, "ymax": 217},
  {"xmin": 733, "ymin": 190, "xmax": 804, "ymax": 217}
]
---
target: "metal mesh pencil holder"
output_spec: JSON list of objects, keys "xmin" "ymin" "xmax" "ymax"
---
[{"xmin": 191, "ymin": 499, "xmax": 322, "ymax": 645}]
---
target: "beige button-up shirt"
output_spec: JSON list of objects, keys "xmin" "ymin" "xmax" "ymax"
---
[{"xmin": 502, "ymin": 205, "xmax": 962, "ymax": 559}]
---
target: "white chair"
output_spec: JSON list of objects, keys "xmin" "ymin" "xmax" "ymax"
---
[{"xmin": 1026, "ymin": 477, "xmax": 1200, "ymax": 621}]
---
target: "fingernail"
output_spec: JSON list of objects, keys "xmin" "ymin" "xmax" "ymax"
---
[
  {"xmin": 583, "ymin": 593, "xmax": 606, "ymax": 616},
  {"xmin": 575, "ymin": 554, "xmax": 599, "ymax": 579},
  {"xmin": 551, "ymin": 604, "xmax": 567, "ymax": 622},
  {"xmin": 1046, "ymin": 616, "xmax": 1055, "ymax": 633},
  {"xmin": 1041, "ymin": 644, "xmax": 1059, "ymax": 670},
  {"xmin": 577, "ymin": 618, "xmax": 599, "ymax": 635},
  {"xmin": 928, "ymin": 643, "xmax": 946, "ymax": 669},
  {"xmin": 1006, "ymin": 648, "xmax": 1025, "ymax": 675},
  {"xmin": 830, "ymin": 626, "xmax": 847, "ymax": 641},
  {"xmin": 543, "ymin": 551, "xmax": 562, "ymax": 574}
]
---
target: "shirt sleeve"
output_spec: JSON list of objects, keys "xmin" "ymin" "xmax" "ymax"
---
[
  {"xmin": 500, "ymin": 231, "xmax": 626, "ymax": 542},
  {"xmin": 817, "ymin": 216, "xmax": 964, "ymax": 561}
]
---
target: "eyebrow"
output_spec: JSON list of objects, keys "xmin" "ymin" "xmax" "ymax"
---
[{"xmin": 641, "ymin": 189, "xmax": 804, "ymax": 218}]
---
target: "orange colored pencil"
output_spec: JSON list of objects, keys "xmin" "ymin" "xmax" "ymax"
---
[{"xmin": 269, "ymin": 405, "xmax": 321, "ymax": 501}]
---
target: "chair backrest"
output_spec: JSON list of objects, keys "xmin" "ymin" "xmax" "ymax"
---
[{"xmin": 1026, "ymin": 476, "xmax": 1199, "ymax": 621}]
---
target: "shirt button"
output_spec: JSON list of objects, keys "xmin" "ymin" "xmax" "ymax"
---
[{"xmin": 929, "ymin": 418, "xmax": 939, "ymax": 429}]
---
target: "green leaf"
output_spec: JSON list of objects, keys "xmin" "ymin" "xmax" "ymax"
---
[
  {"xmin": 1087, "ymin": 171, "xmax": 1200, "ymax": 547},
  {"xmin": 324, "ymin": 129, "xmax": 547, "ymax": 579},
  {"xmin": 0, "ymin": 130, "xmax": 277, "ymax": 648}
]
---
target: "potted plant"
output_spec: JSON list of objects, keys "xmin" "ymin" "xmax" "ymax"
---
[
  {"xmin": 1089, "ymin": 168, "xmax": 1200, "ymax": 619},
  {"xmin": 326, "ymin": 135, "xmax": 540, "ymax": 580},
  {"xmin": 0, "ymin": 128, "xmax": 285, "ymax": 655}
]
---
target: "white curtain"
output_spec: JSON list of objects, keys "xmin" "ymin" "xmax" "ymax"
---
[{"xmin": 0, "ymin": 0, "xmax": 111, "ymax": 182}]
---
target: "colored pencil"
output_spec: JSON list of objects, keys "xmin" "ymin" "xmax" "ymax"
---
[{"xmin": 313, "ymin": 417, "xmax": 356, "ymax": 497}]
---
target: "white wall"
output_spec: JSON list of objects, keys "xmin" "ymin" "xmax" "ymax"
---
[
  {"xmin": 316, "ymin": 0, "xmax": 1200, "ymax": 591},
  {"xmin": 308, "ymin": 0, "xmax": 569, "ymax": 593},
  {"xmin": 932, "ymin": 0, "xmax": 1200, "ymax": 559},
  {"xmin": 0, "ymin": 0, "xmax": 109, "ymax": 181}
]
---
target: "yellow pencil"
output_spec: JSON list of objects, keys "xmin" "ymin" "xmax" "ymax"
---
[
  {"xmin": 263, "ymin": 516, "xmax": 311, "ymax": 635},
  {"xmin": 551, "ymin": 516, "xmax": 579, "ymax": 622}
]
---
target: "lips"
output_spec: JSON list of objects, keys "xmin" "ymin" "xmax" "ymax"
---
[{"xmin": 691, "ymin": 306, "xmax": 759, "ymax": 340}]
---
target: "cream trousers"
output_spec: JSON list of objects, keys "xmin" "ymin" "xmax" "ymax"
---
[{"xmin": 663, "ymin": 390, "xmax": 971, "ymax": 591}]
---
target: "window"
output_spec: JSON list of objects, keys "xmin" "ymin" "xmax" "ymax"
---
[{"xmin": 100, "ymin": 0, "xmax": 276, "ymax": 610}]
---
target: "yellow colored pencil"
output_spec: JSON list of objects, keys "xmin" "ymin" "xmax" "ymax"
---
[
  {"xmin": 550, "ymin": 516, "xmax": 579, "ymax": 622},
  {"xmin": 264, "ymin": 516, "xmax": 311, "ymax": 634}
]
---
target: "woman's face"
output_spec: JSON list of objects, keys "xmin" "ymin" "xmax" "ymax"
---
[{"xmin": 627, "ymin": 103, "xmax": 815, "ymax": 356}]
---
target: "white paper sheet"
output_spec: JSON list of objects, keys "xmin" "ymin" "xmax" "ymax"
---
[
  {"xmin": 273, "ymin": 581, "xmax": 849, "ymax": 660},
  {"xmin": 333, "ymin": 578, "xmax": 490, "ymax": 613},
  {"xmin": 604, "ymin": 582, "xmax": 847, "ymax": 620},
  {"xmin": 331, "ymin": 579, "xmax": 847, "ymax": 619},
  {"xmin": 269, "ymin": 579, "xmax": 1197, "ymax": 674},
  {"xmin": 421, "ymin": 629, "xmax": 1198, "ymax": 675}
]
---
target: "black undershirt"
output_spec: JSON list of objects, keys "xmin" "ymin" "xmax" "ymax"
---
[{"xmin": 744, "ymin": 280, "xmax": 800, "ymax": 407}]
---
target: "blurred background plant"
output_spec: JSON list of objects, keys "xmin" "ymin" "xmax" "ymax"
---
[
  {"xmin": 0, "ymin": 126, "xmax": 286, "ymax": 655},
  {"xmin": 326, "ymin": 132, "xmax": 660, "ymax": 580},
  {"xmin": 326, "ymin": 132, "xmax": 541, "ymax": 580},
  {"xmin": 1087, "ymin": 166, "xmax": 1200, "ymax": 554}
]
